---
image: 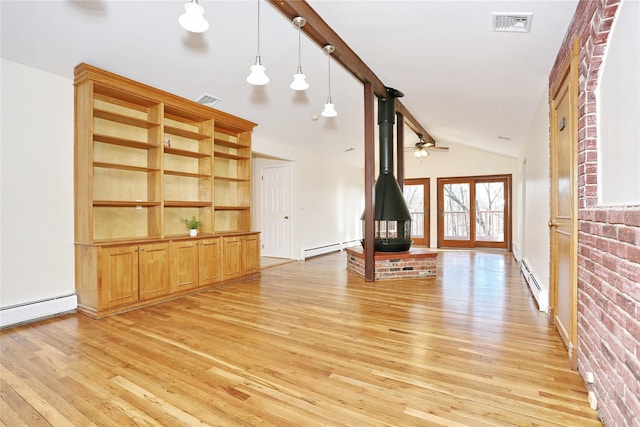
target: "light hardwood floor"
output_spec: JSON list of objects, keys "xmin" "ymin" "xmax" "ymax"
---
[{"xmin": 1, "ymin": 250, "xmax": 601, "ymax": 426}]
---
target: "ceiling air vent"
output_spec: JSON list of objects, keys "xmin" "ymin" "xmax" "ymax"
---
[
  {"xmin": 196, "ymin": 93, "xmax": 222, "ymax": 108},
  {"xmin": 492, "ymin": 13, "xmax": 533, "ymax": 33}
]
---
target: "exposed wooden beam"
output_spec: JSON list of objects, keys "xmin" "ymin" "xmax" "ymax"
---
[
  {"xmin": 396, "ymin": 103, "xmax": 434, "ymax": 144},
  {"xmin": 266, "ymin": 0, "xmax": 435, "ymax": 145}
]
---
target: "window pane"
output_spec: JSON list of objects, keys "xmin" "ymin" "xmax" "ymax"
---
[
  {"xmin": 443, "ymin": 183, "xmax": 470, "ymax": 239},
  {"xmin": 404, "ymin": 184, "xmax": 424, "ymax": 238},
  {"xmin": 475, "ymin": 182, "xmax": 504, "ymax": 242}
]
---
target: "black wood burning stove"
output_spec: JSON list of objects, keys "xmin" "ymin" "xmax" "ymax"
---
[{"xmin": 362, "ymin": 87, "xmax": 412, "ymax": 252}]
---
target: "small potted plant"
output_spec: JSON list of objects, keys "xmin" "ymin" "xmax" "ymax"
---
[{"xmin": 182, "ymin": 216, "xmax": 202, "ymax": 237}]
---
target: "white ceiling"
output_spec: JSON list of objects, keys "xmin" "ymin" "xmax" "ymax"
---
[{"xmin": 1, "ymin": 0, "xmax": 578, "ymax": 167}]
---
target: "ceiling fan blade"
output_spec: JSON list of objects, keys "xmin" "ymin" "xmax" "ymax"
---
[{"xmin": 429, "ymin": 146, "xmax": 449, "ymax": 152}]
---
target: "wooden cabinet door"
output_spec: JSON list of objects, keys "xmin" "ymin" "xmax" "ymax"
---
[
  {"xmin": 222, "ymin": 236, "xmax": 242, "ymax": 280},
  {"xmin": 199, "ymin": 238, "xmax": 222, "ymax": 286},
  {"xmin": 138, "ymin": 243, "xmax": 171, "ymax": 301},
  {"xmin": 242, "ymin": 234, "xmax": 260, "ymax": 275},
  {"xmin": 172, "ymin": 240, "xmax": 199, "ymax": 292},
  {"xmin": 100, "ymin": 245, "xmax": 139, "ymax": 308}
]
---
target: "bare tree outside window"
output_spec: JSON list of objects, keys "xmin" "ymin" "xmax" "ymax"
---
[
  {"xmin": 443, "ymin": 183, "xmax": 470, "ymax": 239},
  {"xmin": 475, "ymin": 182, "xmax": 505, "ymax": 242},
  {"xmin": 404, "ymin": 185, "xmax": 424, "ymax": 238},
  {"xmin": 438, "ymin": 176, "xmax": 509, "ymax": 249}
]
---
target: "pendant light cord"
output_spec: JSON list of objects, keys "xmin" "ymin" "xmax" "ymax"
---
[
  {"xmin": 256, "ymin": 0, "xmax": 261, "ymax": 59},
  {"xmin": 297, "ymin": 24, "xmax": 302, "ymax": 69},
  {"xmin": 327, "ymin": 53, "xmax": 332, "ymax": 100}
]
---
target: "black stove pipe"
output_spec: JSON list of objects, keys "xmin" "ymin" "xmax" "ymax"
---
[{"xmin": 378, "ymin": 87, "xmax": 403, "ymax": 176}]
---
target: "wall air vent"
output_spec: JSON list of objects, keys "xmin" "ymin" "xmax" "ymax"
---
[
  {"xmin": 196, "ymin": 93, "xmax": 222, "ymax": 108},
  {"xmin": 492, "ymin": 13, "xmax": 533, "ymax": 33}
]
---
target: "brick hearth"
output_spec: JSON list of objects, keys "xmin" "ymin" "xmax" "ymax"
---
[{"xmin": 345, "ymin": 247, "xmax": 437, "ymax": 280}]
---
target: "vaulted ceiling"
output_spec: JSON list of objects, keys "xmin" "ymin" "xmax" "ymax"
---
[{"xmin": 1, "ymin": 0, "xmax": 578, "ymax": 167}]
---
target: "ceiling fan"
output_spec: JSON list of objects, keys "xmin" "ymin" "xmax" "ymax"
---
[{"xmin": 409, "ymin": 134, "xmax": 449, "ymax": 158}]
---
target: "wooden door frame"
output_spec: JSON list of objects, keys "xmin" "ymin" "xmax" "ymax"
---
[
  {"xmin": 437, "ymin": 174, "xmax": 511, "ymax": 249},
  {"xmin": 404, "ymin": 178, "xmax": 430, "ymax": 246},
  {"xmin": 549, "ymin": 39, "xmax": 580, "ymax": 369}
]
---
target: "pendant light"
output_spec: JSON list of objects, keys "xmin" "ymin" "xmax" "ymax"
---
[
  {"xmin": 179, "ymin": 0, "xmax": 209, "ymax": 33},
  {"xmin": 321, "ymin": 45, "xmax": 337, "ymax": 117},
  {"xmin": 290, "ymin": 17, "xmax": 309, "ymax": 91},
  {"xmin": 246, "ymin": 0, "xmax": 269, "ymax": 85}
]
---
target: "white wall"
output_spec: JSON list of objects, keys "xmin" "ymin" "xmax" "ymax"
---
[
  {"xmin": 597, "ymin": 0, "xmax": 640, "ymax": 206},
  {"xmin": 404, "ymin": 141, "xmax": 518, "ymax": 247},
  {"xmin": 1, "ymin": 60, "xmax": 75, "ymax": 307},
  {"xmin": 252, "ymin": 136, "xmax": 363, "ymax": 259},
  {"xmin": 516, "ymin": 90, "xmax": 551, "ymax": 297}
]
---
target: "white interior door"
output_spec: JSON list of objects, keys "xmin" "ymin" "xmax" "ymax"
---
[{"xmin": 261, "ymin": 165, "xmax": 292, "ymax": 258}]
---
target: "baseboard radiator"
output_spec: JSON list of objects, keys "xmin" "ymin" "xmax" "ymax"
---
[
  {"xmin": 512, "ymin": 243, "xmax": 522, "ymax": 263},
  {"xmin": 520, "ymin": 259, "xmax": 548, "ymax": 312},
  {"xmin": 301, "ymin": 240, "xmax": 360, "ymax": 260},
  {"xmin": 0, "ymin": 294, "xmax": 77, "ymax": 329}
]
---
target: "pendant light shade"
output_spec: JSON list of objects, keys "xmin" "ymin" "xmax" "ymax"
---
[
  {"xmin": 247, "ymin": 62, "xmax": 269, "ymax": 85},
  {"xmin": 247, "ymin": 0, "xmax": 269, "ymax": 85},
  {"xmin": 321, "ymin": 101, "xmax": 337, "ymax": 118},
  {"xmin": 179, "ymin": 0, "xmax": 209, "ymax": 33},
  {"xmin": 290, "ymin": 17, "xmax": 309, "ymax": 91},
  {"xmin": 321, "ymin": 45, "xmax": 337, "ymax": 117},
  {"xmin": 290, "ymin": 69, "xmax": 308, "ymax": 91}
]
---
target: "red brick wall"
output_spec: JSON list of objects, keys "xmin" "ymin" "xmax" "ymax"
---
[
  {"xmin": 345, "ymin": 248, "xmax": 437, "ymax": 280},
  {"xmin": 550, "ymin": 1, "xmax": 639, "ymax": 426}
]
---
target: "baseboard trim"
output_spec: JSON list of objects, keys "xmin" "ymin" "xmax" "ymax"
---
[
  {"xmin": 0, "ymin": 294, "xmax": 77, "ymax": 329},
  {"xmin": 300, "ymin": 240, "xmax": 361, "ymax": 260}
]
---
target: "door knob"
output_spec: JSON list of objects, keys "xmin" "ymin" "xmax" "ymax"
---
[
  {"xmin": 284, "ymin": 216, "xmax": 289, "ymax": 219},
  {"xmin": 548, "ymin": 220, "xmax": 559, "ymax": 228}
]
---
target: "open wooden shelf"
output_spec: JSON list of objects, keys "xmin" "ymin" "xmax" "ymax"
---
[
  {"xmin": 94, "ymin": 108, "xmax": 159, "ymax": 129},
  {"xmin": 164, "ymin": 146, "xmax": 210, "ymax": 159},
  {"xmin": 75, "ymin": 62, "xmax": 259, "ymax": 318},
  {"xmin": 214, "ymin": 151, "xmax": 250, "ymax": 160},
  {"xmin": 164, "ymin": 169, "xmax": 211, "ymax": 178},
  {"xmin": 214, "ymin": 175, "xmax": 248, "ymax": 182},
  {"xmin": 164, "ymin": 201, "xmax": 213, "ymax": 207},
  {"xmin": 94, "ymin": 133, "xmax": 159, "ymax": 150},
  {"xmin": 164, "ymin": 125, "xmax": 211, "ymax": 141},
  {"xmin": 214, "ymin": 205, "xmax": 250, "ymax": 210},
  {"xmin": 94, "ymin": 162, "xmax": 159, "ymax": 173},
  {"xmin": 214, "ymin": 138, "xmax": 249, "ymax": 150}
]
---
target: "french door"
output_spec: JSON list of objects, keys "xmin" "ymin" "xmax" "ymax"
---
[
  {"xmin": 437, "ymin": 175, "xmax": 511, "ymax": 249},
  {"xmin": 403, "ymin": 178, "xmax": 430, "ymax": 246}
]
